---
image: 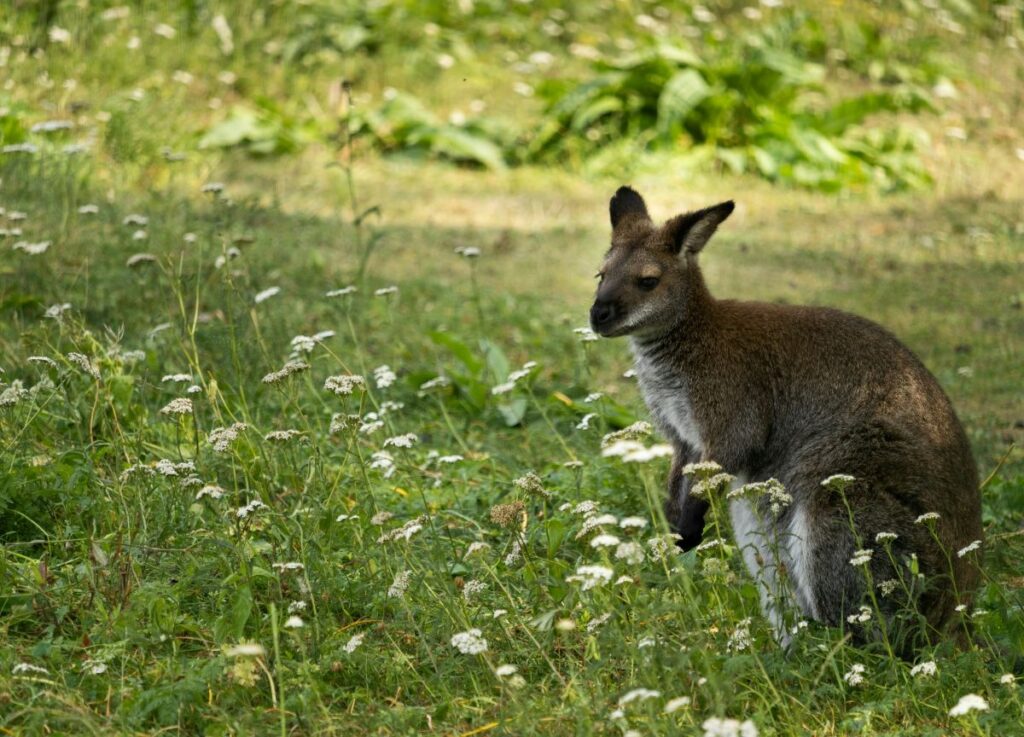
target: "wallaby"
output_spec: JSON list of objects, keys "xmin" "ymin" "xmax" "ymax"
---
[{"xmin": 591, "ymin": 186, "xmax": 983, "ymax": 650}]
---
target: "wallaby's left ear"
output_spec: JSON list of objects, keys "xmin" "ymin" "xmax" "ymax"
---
[{"xmin": 665, "ymin": 200, "xmax": 735, "ymax": 255}]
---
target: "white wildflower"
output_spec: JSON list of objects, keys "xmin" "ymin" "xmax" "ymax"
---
[
  {"xmin": 590, "ymin": 533, "xmax": 620, "ymax": 549},
  {"xmin": 999, "ymin": 673, "xmax": 1015, "ymax": 685},
  {"xmin": 847, "ymin": 606, "xmax": 873, "ymax": 624},
  {"xmin": 12, "ymin": 662, "xmax": 49, "ymax": 675},
  {"xmin": 45, "ymin": 303, "xmax": 72, "ymax": 319},
  {"xmin": 235, "ymin": 499, "xmax": 267, "ymax": 518},
  {"xmin": 387, "ymin": 570, "xmax": 411, "ymax": 598},
  {"xmin": 701, "ymin": 717, "xmax": 759, "ymax": 737},
  {"xmin": 587, "ymin": 613, "xmax": 612, "ymax": 632},
  {"xmin": 325, "ymin": 286, "xmax": 357, "ymax": 297},
  {"xmin": 915, "ymin": 512, "xmax": 941, "ymax": 524},
  {"xmin": 224, "ymin": 643, "xmax": 265, "ymax": 657},
  {"xmin": 49, "ymin": 26, "xmax": 71, "ymax": 44},
  {"xmin": 122, "ymin": 214, "xmax": 148, "ymax": 226},
  {"xmin": 162, "ymin": 373, "xmax": 192, "ymax": 383},
  {"xmin": 377, "ymin": 517, "xmax": 425, "ymax": 543},
  {"xmin": 821, "ymin": 474, "xmax": 856, "ymax": 489},
  {"xmin": 574, "ymin": 326, "xmax": 599, "ymax": 342},
  {"xmin": 254, "ymin": 286, "xmax": 280, "ymax": 304},
  {"xmin": 843, "ymin": 663, "xmax": 867, "ymax": 687},
  {"xmin": 374, "ymin": 286, "xmax": 398, "ymax": 296},
  {"xmin": 383, "ymin": 433, "xmax": 417, "ymax": 449},
  {"xmin": 450, "ymin": 629, "xmax": 488, "ymax": 654},
  {"xmin": 419, "ymin": 375, "xmax": 450, "ymax": 392},
  {"xmin": 196, "ymin": 484, "xmax": 225, "ymax": 500},
  {"xmin": 369, "ymin": 450, "xmax": 395, "ymax": 478},
  {"xmin": 159, "ymin": 397, "xmax": 192, "ymax": 416},
  {"xmin": 615, "ymin": 541, "xmax": 645, "ymax": 565},
  {"xmin": 682, "ymin": 460, "xmax": 723, "ymax": 477},
  {"xmin": 208, "ymin": 422, "xmax": 247, "ymax": 451},
  {"xmin": 566, "ymin": 564, "xmax": 614, "ymax": 591},
  {"xmin": 619, "ymin": 516, "xmax": 648, "ymax": 530},
  {"xmin": 910, "ymin": 661, "xmax": 937, "ymax": 678},
  {"xmin": 956, "ymin": 539, "xmax": 982, "ymax": 558},
  {"xmin": 264, "ymin": 429, "xmax": 301, "ymax": 442},
  {"xmin": 12, "ymin": 240, "xmax": 51, "ymax": 255},
  {"xmin": 618, "ymin": 688, "xmax": 661, "ymax": 707},
  {"xmin": 849, "ymin": 549, "xmax": 873, "ymax": 567},
  {"xmin": 344, "ymin": 632, "xmax": 365, "ymax": 653},
  {"xmin": 371, "ymin": 511, "xmax": 394, "ymax": 525},
  {"xmin": 284, "ymin": 615, "xmax": 304, "ymax": 629},
  {"xmin": 576, "ymin": 413, "xmax": 597, "ymax": 430},
  {"xmin": 949, "ymin": 694, "xmax": 988, "ymax": 717},
  {"xmin": 495, "ymin": 664, "xmax": 517, "ymax": 678},
  {"xmin": 272, "ymin": 562, "xmax": 304, "ymax": 573},
  {"xmin": 78, "ymin": 204, "xmax": 99, "ymax": 214},
  {"xmin": 465, "ymin": 541, "xmax": 490, "ymax": 557},
  {"xmin": 728, "ymin": 618, "xmax": 753, "ymax": 652},
  {"xmin": 875, "ymin": 532, "xmax": 899, "ymax": 544},
  {"xmin": 324, "ymin": 374, "xmax": 366, "ymax": 395},
  {"xmin": 664, "ymin": 696, "xmax": 691, "ymax": 714},
  {"xmin": 154, "ymin": 23, "xmax": 177, "ymax": 38},
  {"xmin": 462, "ymin": 579, "xmax": 488, "ymax": 602},
  {"xmin": 374, "ymin": 364, "xmax": 397, "ymax": 389},
  {"xmin": 67, "ymin": 352, "xmax": 100, "ymax": 378},
  {"xmin": 503, "ymin": 539, "xmax": 523, "ymax": 566}
]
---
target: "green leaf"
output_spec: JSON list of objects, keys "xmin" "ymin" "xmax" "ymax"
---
[
  {"xmin": 215, "ymin": 585, "xmax": 253, "ymax": 641},
  {"xmin": 497, "ymin": 398, "xmax": 527, "ymax": 427},
  {"xmin": 429, "ymin": 331, "xmax": 483, "ymax": 373},
  {"xmin": 657, "ymin": 69, "xmax": 711, "ymax": 137},
  {"xmin": 480, "ymin": 339, "xmax": 510, "ymax": 384},
  {"xmin": 430, "ymin": 128, "xmax": 506, "ymax": 171}
]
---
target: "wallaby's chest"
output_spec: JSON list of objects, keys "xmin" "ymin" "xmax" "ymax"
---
[{"xmin": 632, "ymin": 349, "xmax": 704, "ymax": 453}]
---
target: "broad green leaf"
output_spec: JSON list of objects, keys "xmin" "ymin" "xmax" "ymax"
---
[
  {"xmin": 480, "ymin": 339, "xmax": 510, "ymax": 384},
  {"xmin": 497, "ymin": 398, "xmax": 527, "ymax": 427},
  {"xmin": 429, "ymin": 331, "xmax": 483, "ymax": 373},
  {"xmin": 657, "ymin": 69, "xmax": 711, "ymax": 136},
  {"xmin": 430, "ymin": 127, "xmax": 506, "ymax": 171}
]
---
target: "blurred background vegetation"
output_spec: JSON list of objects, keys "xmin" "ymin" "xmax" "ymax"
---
[{"xmin": 3, "ymin": 0, "xmax": 1023, "ymax": 192}]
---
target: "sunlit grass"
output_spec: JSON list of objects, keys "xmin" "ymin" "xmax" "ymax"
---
[{"xmin": 2, "ymin": 2, "xmax": 1023, "ymax": 736}]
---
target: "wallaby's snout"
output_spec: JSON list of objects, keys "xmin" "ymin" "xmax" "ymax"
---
[{"xmin": 589, "ymin": 297, "xmax": 620, "ymax": 334}]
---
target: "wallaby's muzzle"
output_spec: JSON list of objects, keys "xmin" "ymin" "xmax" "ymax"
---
[{"xmin": 589, "ymin": 298, "xmax": 620, "ymax": 334}]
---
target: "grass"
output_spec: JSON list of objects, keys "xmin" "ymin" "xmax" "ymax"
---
[{"xmin": 2, "ymin": 2, "xmax": 1023, "ymax": 735}]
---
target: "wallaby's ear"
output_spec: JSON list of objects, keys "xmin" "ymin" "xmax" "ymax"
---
[
  {"xmin": 665, "ymin": 200, "xmax": 735, "ymax": 255},
  {"xmin": 609, "ymin": 186, "xmax": 650, "ymax": 228}
]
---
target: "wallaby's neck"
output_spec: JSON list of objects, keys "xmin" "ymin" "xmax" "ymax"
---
[{"xmin": 630, "ymin": 265, "xmax": 717, "ymax": 361}]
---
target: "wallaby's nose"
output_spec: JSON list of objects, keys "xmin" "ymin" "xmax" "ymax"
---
[{"xmin": 590, "ymin": 299, "xmax": 619, "ymax": 331}]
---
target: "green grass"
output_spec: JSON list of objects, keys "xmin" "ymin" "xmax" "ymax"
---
[{"xmin": 2, "ymin": 2, "xmax": 1023, "ymax": 735}]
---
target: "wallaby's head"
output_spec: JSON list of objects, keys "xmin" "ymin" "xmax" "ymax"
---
[{"xmin": 590, "ymin": 186, "xmax": 735, "ymax": 338}]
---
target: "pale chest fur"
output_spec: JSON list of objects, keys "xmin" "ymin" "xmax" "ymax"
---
[{"xmin": 630, "ymin": 341, "xmax": 705, "ymax": 453}]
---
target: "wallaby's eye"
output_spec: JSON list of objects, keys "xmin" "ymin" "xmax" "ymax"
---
[{"xmin": 637, "ymin": 276, "xmax": 660, "ymax": 291}]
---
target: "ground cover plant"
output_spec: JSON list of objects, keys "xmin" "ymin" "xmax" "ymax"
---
[{"xmin": 1, "ymin": 1, "xmax": 1023, "ymax": 735}]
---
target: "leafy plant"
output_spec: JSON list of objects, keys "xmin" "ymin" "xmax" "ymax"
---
[
  {"xmin": 199, "ymin": 100, "xmax": 314, "ymax": 156},
  {"xmin": 352, "ymin": 90, "xmax": 509, "ymax": 171},
  {"xmin": 530, "ymin": 36, "xmax": 936, "ymax": 191}
]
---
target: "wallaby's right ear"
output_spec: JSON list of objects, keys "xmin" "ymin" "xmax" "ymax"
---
[
  {"xmin": 610, "ymin": 186, "xmax": 650, "ymax": 228},
  {"xmin": 665, "ymin": 200, "xmax": 735, "ymax": 255}
]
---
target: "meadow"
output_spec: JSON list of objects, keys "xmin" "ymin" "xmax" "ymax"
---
[{"xmin": 1, "ymin": 1, "xmax": 1022, "ymax": 735}]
